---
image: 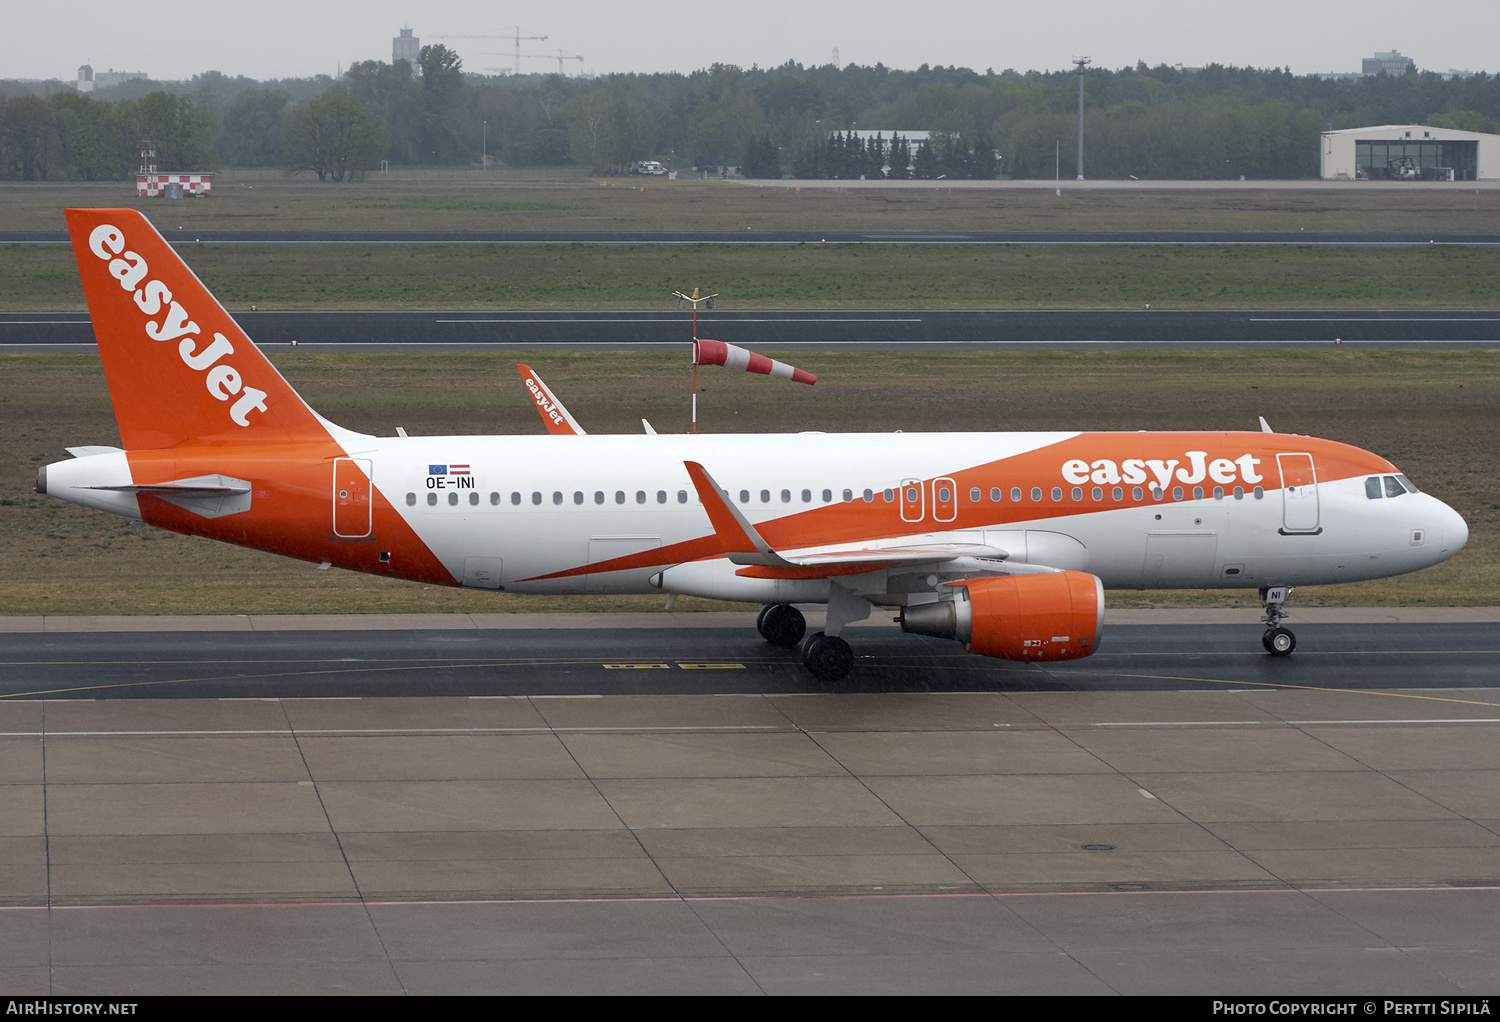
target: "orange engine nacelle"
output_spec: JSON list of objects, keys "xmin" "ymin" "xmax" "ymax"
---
[{"xmin": 899, "ymin": 571, "xmax": 1104, "ymax": 662}]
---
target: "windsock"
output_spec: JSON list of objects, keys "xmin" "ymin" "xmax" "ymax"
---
[{"xmin": 693, "ymin": 339, "xmax": 816, "ymax": 386}]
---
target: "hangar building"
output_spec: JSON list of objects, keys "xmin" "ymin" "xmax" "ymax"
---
[{"xmin": 1321, "ymin": 124, "xmax": 1500, "ymax": 181}]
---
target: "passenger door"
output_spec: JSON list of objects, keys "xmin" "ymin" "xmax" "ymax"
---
[{"xmin": 1277, "ymin": 453, "xmax": 1321, "ymax": 534}]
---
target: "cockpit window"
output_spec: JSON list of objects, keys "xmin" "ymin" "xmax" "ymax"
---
[
  {"xmin": 1396, "ymin": 474, "xmax": 1419, "ymax": 494},
  {"xmin": 1384, "ymin": 475, "xmax": 1407, "ymax": 498},
  {"xmin": 1365, "ymin": 477, "xmax": 1383, "ymax": 500}
]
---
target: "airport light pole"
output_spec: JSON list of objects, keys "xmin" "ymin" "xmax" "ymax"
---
[{"xmin": 1073, "ymin": 56, "xmax": 1091, "ymax": 181}]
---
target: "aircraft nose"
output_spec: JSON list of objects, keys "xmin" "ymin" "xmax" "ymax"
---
[{"xmin": 1437, "ymin": 498, "xmax": 1469, "ymax": 555}]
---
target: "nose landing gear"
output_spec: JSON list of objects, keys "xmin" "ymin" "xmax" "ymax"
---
[{"xmin": 1260, "ymin": 586, "xmax": 1296, "ymax": 656}]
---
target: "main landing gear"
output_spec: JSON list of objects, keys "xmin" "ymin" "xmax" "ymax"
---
[
  {"xmin": 756, "ymin": 603, "xmax": 806, "ymax": 647},
  {"xmin": 761, "ymin": 586, "xmax": 871, "ymax": 682},
  {"xmin": 1260, "ymin": 586, "xmax": 1296, "ymax": 656}
]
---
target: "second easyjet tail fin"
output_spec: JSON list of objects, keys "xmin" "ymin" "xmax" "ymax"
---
[{"xmin": 65, "ymin": 208, "xmax": 333, "ymax": 450}]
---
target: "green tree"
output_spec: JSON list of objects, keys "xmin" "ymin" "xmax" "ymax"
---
[
  {"xmin": 0, "ymin": 95, "xmax": 61, "ymax": 179},
  {"xmin": 686, "ymin": 64, "xmax": 765, "ymax": 164},
  {"xmin": 1428, "ymin": 109, "xmax": 1500, "ymax": 134},
  {"xmin": 49, "ymin": 91, "xmax": 123, "ymax": 179},
  {"xmin": 280, "ymin": 92, "xmax": 386, "ymax": 181},
  {"xmin": 119, "ymin": 92, "xmax": 218, "ymax": 170},
  {"xmin": 346, "ymin": 59, "xmax": 422, "ymax": 165},
  {"xmin": 418, "ymin": 44, "xmax": 466, "ymax": 163},
  {"xmin": 216, "ymin": 87, "xmax": 288, "ymax": 166}
]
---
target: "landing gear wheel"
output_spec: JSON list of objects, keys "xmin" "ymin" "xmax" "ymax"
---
[
  {"xmin": 1263, "ymin": 627, "xmax": 1296, "ymax": 656},
  {"xmin": 758, "ymin": 604, "xmax": 806, "ymax": 647},
  {"xmin": 801, "ymin": 632, "xmax": 854, "ymax": 681}
]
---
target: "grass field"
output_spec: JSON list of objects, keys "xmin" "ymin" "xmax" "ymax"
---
[
  {"xmin": 3, "ymin": 175, "xmax": 1499, "ymax": 234},
  {"xmin": 7, "ymin": 242, "xmax": 1500, "ymax": 312},
  {"xmin": 2, "ymin": 350, "xmax": 1495, "ymax": 616}
]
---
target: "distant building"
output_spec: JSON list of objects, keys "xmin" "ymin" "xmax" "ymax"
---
[
  {"xmin": 76, "ymin": 66, "xmax": 149, "ymax": 93},
  {"xmin": 393, "ymin": 28, "xmax": 420, "ymax": 70},
  {"xmin": 1321, "ymin": 124, "xmax": 1499, "ymax": 181},
  {"xmin": 1362, "ymin": 50, "xmax": 1414, "ymax": 76}
]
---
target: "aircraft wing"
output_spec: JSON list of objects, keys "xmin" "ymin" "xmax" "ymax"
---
[
  {"xmin": 517, "ymin": 364, "xmax": 587, "ymax": 435},
  {"xmin": 684, "ymin": 461, "xmax": 1065, "ymax": 581}
]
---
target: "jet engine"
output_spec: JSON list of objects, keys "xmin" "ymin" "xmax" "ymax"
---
[{"xmin": 899, "ymin": 571, "xmax": 1104, "ymax": 662}]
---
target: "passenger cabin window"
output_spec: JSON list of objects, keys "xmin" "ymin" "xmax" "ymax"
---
[
  {"xmin": 760, "ymin": 489, "xmax": 770, "ymax": 503},
  {"xmin": 1092, "ymin": 486, "xmax": 1103, "ymax": 501},
  {"xmin": 657, "ymin": 490, "xmax": 667, "ymax": 504},
  {"xmin": 636, "ymin": 491, "xmax": 646, "ymax": 504},
  {"xmin": 511, "ymin": 492, "xmax": 521, "ymax": 506},
  {"xmin": 427, "ymin": 492, "xmax": 437, "ymax": 506},
  {"xmin": 470, "ymin": 492, "xmax": 479, "ymax": 506},
  {"xmin": 532, "ymin": 492, "xmax": 542, "ymax": 505},
  {"xmin": 883, "ymin": 489, "xmax": 895, "ymax": 503},
  {"xmin": 1052, "ymin": 487, "xmax": 1063, "ymax": 501},
  {"xmin": 573, "ymin": 491, "xmax": 584, "ymax": 505},
  {"xmin": 490, "ymin": 492, "xmax": 500, "ymax": 505},
  {"xmin": 802, "ymin": 489, "xmax": 812, "ymax": 502},
  {"xmin": 863, "ymin": 489, "xmax": 874, "ymax": 502},
  {"xmin": 1031, "ymin": 487, "xmax": 1042, "ymax": 502},
  {"xmin": 553, "ymin": 492, "xmax": 563, "ymax": 505},
  {"xmin": 678, "ymin": 490, "xmax": 689, "ymax": 504},
  {"xmin": 595, "ymin": 491, "xmax": 605, "ymax": 505},
  {"xmin": 448, "ymin": 492, "xmax": 459, "ymax": 506},
  {"xmin": 740, "ymin": 490, "xmax": 750, "ymax": 503},
  {"xmin": 1071, "ymin": 487, "xmax": 1082, "ymax": 502},
  {"xmin": 821, "ymin": 489, "xmax": 831, "ymax": 502},
  {"xmin": 1012, "ymin": 488, "xmax": 1023, "ymax": 503},
  {"xmin": 406, "ymin": 493, "xmax": 416, "ymax": 506},
  {"xmin": 842, "ymin": 489, "xmax": 852, "ymax": 502},
  {"xmin": 616, "ymin": 491, "xmax": 626, "ymax": 504}
]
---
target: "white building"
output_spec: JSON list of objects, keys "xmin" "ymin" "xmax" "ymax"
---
[
  {"xmin": 393, "ymin": 28, "xmax": 420, "ymax": 71},
  {"xmin": 1321, "ymin": 124, "xmax": 1500, "ymax": 181},
  {"xmin": 76, "ymin": 65, "xmax": 148, "ymax": 93}
]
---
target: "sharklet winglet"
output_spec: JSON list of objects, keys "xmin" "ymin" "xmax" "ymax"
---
[{"xmin": 682, "ymin": 461, "xmax": 793, "ymax": 567}]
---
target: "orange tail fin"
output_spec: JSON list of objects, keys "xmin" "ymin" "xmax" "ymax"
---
[{"xmin": 65, "ymin": 208, "xmax": 331, "ymax": 450}]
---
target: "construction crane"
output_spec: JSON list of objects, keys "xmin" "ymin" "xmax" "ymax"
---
[
  {"xmin": 430, "ymin": 27, "xmax": 547, "ymax": 74},
  {"xmin": 482, "ymin": 49, "xmax": 584, "ymax": 76},
  {"xmin": 541, "ymin": 50, "xmax": 584, "ymax": 75}
]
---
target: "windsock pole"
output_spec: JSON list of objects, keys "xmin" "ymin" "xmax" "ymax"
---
[{"xmin": 672, "ymin": 287, "xmax": 717, "ymax": 434}]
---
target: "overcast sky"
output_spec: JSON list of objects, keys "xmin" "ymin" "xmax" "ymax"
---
[{"xmin": 12, "ymin": 1, "xmax": 1496, "ymax": 83}]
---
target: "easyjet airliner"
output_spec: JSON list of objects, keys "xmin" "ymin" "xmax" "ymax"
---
[{"xmin": 37, "ymin": 209, "xmax": 1468, "ymax": 680}]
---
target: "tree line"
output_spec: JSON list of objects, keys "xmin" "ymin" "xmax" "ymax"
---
[{"xmin": 3, "ymin": 56, "xmax": 1498, "ymax": 181}]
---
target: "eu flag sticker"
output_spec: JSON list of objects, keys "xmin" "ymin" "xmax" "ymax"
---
[{"xmin": 428, "ymin": 465, "xmax": 447, "ymax": 475}]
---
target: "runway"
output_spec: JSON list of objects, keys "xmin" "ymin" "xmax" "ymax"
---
[
  {"xmin": 6, "ymin": 308, "xmax": 1500, "ymax": 353},
  {"xmin": 4, "ymin": 612, "xmax": 1497, "ymax": 994},
  {"xmin": 6, "ymin": 228, "xmax": 1500, "ymax": 246}
]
